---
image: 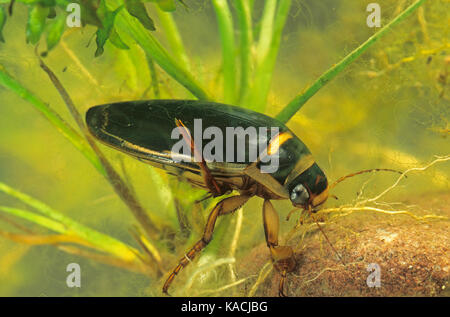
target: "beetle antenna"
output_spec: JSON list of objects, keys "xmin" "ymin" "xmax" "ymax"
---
[
  {"xmin": 308, "ymin": 206, "xmax": 345, "ymax": 265},
  {"xmin": 285, "ymin": 207, "xmax": 299, "ymax": 221},
  {"xmin": 330, "ymin": 168, "xmax": 404, "ymax": 189}
]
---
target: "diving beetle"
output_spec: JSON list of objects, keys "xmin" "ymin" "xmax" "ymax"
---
[{"xmin": 86, "ymin": 99, "xmax": 329, "ymax": 296}]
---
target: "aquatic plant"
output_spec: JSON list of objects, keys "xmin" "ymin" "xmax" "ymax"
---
[{"xmin": 0, "ymin": 0, "xmax": 448, "ymax": 296}]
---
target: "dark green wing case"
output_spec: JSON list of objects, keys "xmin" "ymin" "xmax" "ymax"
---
[{"xmin": 86, "ymin": 100, "xmax": 311, "ymax": 183}]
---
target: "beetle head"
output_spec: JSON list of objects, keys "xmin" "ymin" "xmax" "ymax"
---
[{"xmin": 288, "ymin": 163, "xmax": 329, "ymax": 212}]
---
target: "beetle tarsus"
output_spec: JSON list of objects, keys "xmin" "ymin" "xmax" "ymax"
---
[
  {"xmin": 162, "ymin": 287, "xmax": 171, "ymax": 296},
  {"xmin": 278, "ymin": 270, "xmax": 288, "ymax": 297},
  {"xmin": 262, "ymin": 200, "xmax": 297, "ymax": 296}
]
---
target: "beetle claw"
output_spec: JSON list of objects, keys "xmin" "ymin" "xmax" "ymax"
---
[{"xmin": 278, "ymin": 270, "xmax": 288, "ymax": 297}]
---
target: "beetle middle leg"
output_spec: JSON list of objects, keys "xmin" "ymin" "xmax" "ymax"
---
[
  {"xmin": 262, "ymin": 199, "xmax": 296, "ymax": 297},
  {"xmin": 162, "ymin": 194, "xmax": 251, "ymax": 295}
]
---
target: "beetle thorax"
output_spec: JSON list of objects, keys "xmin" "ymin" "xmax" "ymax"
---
[{"xmin": 239, "ymin": 177, "xmax": 285, "ymax": 200}]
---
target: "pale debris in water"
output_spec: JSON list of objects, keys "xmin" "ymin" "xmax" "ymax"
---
[{"xmin": 376, "ymin": 229, "xmax": 399, "ymax": 243}]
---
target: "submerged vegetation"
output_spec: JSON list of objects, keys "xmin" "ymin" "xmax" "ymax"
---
[{"xmin": 0, "ymin": 0, "xmax": 448, "ymax": 296}]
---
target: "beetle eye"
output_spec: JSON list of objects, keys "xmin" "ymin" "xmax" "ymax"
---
[{"xmin": 290, "ymin": 184, "xmax": 309, "ymax": 206}]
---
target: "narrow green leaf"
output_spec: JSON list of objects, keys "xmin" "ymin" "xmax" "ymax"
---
[
  {"xmin": 0, "ymin": 64, "xmax": 106, "ymax": 176},
  {"xmin": 46, "ymin": 13, "xmax": 65, "ymax": 51},
  {"xmin": 0, "ymin": 5, "xmax": 6, "ymax": 43},
  {"xmin": 112, "ymin": 2, "xmax": 211, "ymax": 100},
  {"xmin": 109, "ymin": 26, "xmax": 129, "ymax": 49},
  {"xmin": 72, "ymin": 0, "xmax": 102, "ymax": 28},
  {"xmin": 47, "ymin": 6, "xmax": 56, "ymax": 18},
  {"xmin": 146, "ymin": 54, "xmax": 160, "ymax": 98},
  {"xmin": 157, "ymin": 0, "xmax": 176, "ymax": 12},
  {"xmin": 82, "ymin": 0, "xmax": 209, "ymax": 99},
  {"xmin": 95, "ymin": 1, "xmax": 123, "ymax": 57},
  {"xmin": 38, "ymin": 0, "xmax": 56, "ymax": 7},
  {"xmin": 212, "ymin": 0, "xmax": 236, "ymax": 103},
  {"xmin": 245, "ymin": 0, "xmax": 291, "ymax": 111},
  {"xmin": 275, "ymin": 0, "xmax": 427, "ymax": 123},
  {"xmin": 126, "ymin": 0, "xmax": 155, "ymax": 31},
  {"xmin": 0, "ymin": 206, "xmax": 67, "ymax": 234},
  {"xmin": 0, "ymin": 182, "xmax": 139, "ymax": 262},
  {"xmin": 177, "ymin": 0, "xmax": 188, "ymax": 9},
  {"xmin": 235, "ymin": 0, "xmax": 253, "ymax": 103},
  {"xmin": 26, "ymin": 4, "xmax": 50, "ymax": 44},
  {"xmin": 255, "ymin": 0, "xmax": 276, "ymax": 64},
  {"xmin": 156, "ymin": 6, "xmax": 190, "ymax": 71}
]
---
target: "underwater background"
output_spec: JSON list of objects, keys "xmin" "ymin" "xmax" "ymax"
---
[{"xmin": 0, "ymin": 0, "xmax": 448, "ymax": 296}]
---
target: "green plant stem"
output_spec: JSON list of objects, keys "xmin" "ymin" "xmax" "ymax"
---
[
  {"xmin": 0, "ymin": 206, "xmax": 67, "ymax": 234},
  {"xmin": 106, "ymin": 0, "xmax": 210, "ymax": 100},
  {"xmin": 275, "ymin": 0, "xmax": 427, "ymax": 124},
  {"xmin": 56, "ymin": 0, "xmax": 207, "ymax": 100},
  {"xmin": 235, "ymin": 0, "xmax": 253, "ymax": 103},
  {"xmin": 245, "ymin": 0, "xmax": 291, "ymax": 111},
  {"xmin": 156, "ymin": 6, "xmax": 190, "ymax": 72},
  {"xmin": 212, "ymin": 0, "xmax": 236, "ymax": 104},
  {"xmin": 0, "ymin": 182, "xmax": 139, "ymax": 262},
  {"xmin": 0, "ymin": 64, "xmax": 106, "ymax": 176},
  {"xmin": 146, "ymin": 54, "xmax": 160, "ymax": 98},
  {"xmin": 255, "ymin": 0, "xmax": 277, "ymax": 64},
  {"xmin": 37, "ymin": 56, "xmax": 162, "ymax": 241}
]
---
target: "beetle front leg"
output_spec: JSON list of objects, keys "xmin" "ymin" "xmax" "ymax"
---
[
  {"xmin": 162, "ymin": 194, "xmax": 251, "ymax": 295},
  {"xmin": 262, "ymin": 199, "xmax": 296, "ymax": 297}
]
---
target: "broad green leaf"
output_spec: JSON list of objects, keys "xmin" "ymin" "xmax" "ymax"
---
[
  {"xmin": 46, "ymin": 13, "xmax": 65, "ymax": 51},
  {"xmin": 126, "ymin": 0, "xmax": 155, "ymax": 31},
  {"xmin": 26, "ymin": 4, "xmax": 50, "ymax": 44},
  {"xmin": 0, "ymin": 5, "xmax": 6, "ymax": 43}
]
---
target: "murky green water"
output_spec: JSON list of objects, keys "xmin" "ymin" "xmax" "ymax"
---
[{"xmin": 0, "ymin": 0, "xmax": 448, "ymax": 296}]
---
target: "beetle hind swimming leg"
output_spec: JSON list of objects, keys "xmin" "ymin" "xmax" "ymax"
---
[
  {"xmin": 175, "ymin": 118, "xmax": 229, "ymax": 197},
  {"xmin": 162, "ymin": 194, "xmax": 251, "ymax": 295},
  {"xmin": 262, "ymin": 199, "xmax": 296, "ymax": 297}
]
